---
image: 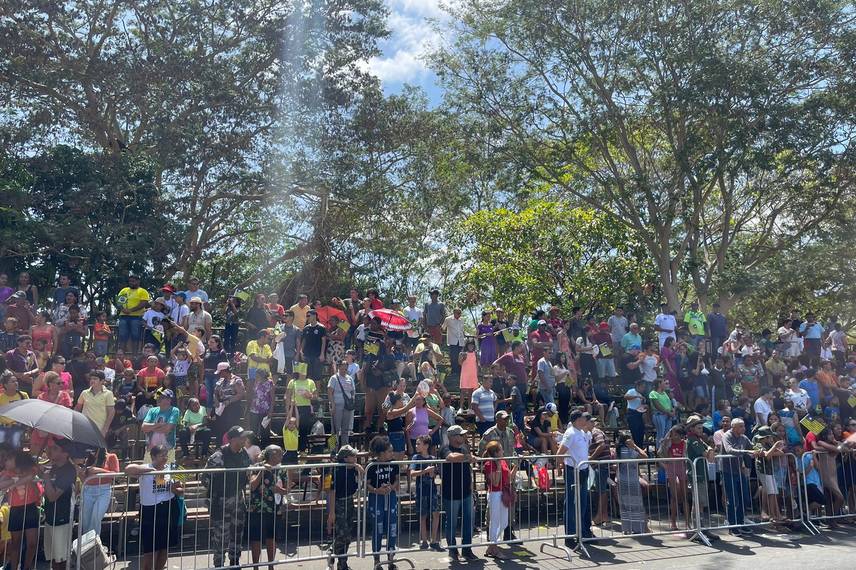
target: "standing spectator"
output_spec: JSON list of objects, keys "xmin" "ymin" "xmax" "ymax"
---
[
  {"xmin": 222, "ymin": 295, "xmax": 241, "ymax": 354},
  {"xmin": 423, "ymin": 289, "xmax": 446, "ymax": 345},
  {"xmin": 246, "ymin": 330, "xmax": 273, "ymax": 384},
  {"xmin": 620, "ymin": 323, "xmax": 643, "ymax": 352},
  {"xmin": 288, "ymin": 294, "xmax": 310, "ymax": 329},
  {"xmin": 300, "ymin": 310, "xmax": 327, "ymax": 382},
  {"xmin": 410, "ymin": 436, "xmax": 442, "ymax": 551},
  {"xmin": 6, "ymin": 292, "xmax": 34, "ymax": 333},
  {"xmin": 183, "ymin": 297, "xmax": 212, "ymax": 342},
  {"xmin": 275, "ymin": 311, "xmax": 301, "ymax": 377},
  {"xmin": 116, "ymin": 275, "xmax": 150, "ymax": 353},
  {"xmin": 439, "ymin": 425, "xmax": 476, "ymax": 560},
  {"xmin": 204, "ymin": 426, "xmax": 251, "ymax": 568},
  {"xmin": 476, "ymin": 311, "xmax": 498, "ymax": 368},
  {"xmin": 707, "ymin": 303, "xmax": 728, "ymax": 355},
  {"xmin": 471, "ymin": 376, "xmax": 497, "ymax": 435},
  {"xmin": 403, "ymin": 295, "xmax": 423, "ymax": 348},
  {"xmin": 799, "ymin": 313, "xmax": 825, "ymax": 365},
  {"xmin": 157, "ymin": 284, "xmax": 178, "ymax": 318},
  {"xmin": 654, "ymin": 303, "xmax": 677, "ymax": 350},
  {"xmin": 202, "ymin": 337, "xmax": 228, "ymax": 408},
  {"xmin": 247, "ymin": 370, "xmax": 274, "ymax": 436},
  {"xmin": 483, "ymin": 440, "xmax": 515, "ymax": 560},
  {"xmin": 3, "ymin": 451, "xmax": 42, "ymax": 570},
  {"xmin": 443, "ymin": 308, "xmax": 466, "ymax": 375},
  {"xmin": 413, "ymin": 333, "xmax": 443, "ymax": 373},
  {"xmin": 212, "ymin": 363, "xmax": 246, "ymax": 444},
  {"xmin": 285, "ymin": 368, "xmax": 316, "ymax": 451},
  {"xmin": 0, "ymin": 273, "xmax": 12, "ymax": 307},
  {"xmin": 0, "ymin": 372, "xmax": 28, "ymax": 447},
  {"xmin": 607, "ymin": 306, "xmax": 628, "ymax": 361},
  {"xmin": 649, "ymin": 379, "xmax": 674, "ymax": 446},
  {"xmin": 92, "ymin": 311, "xmax": 112, "ymax": 357},
  {"xmin": 56, "ymin": 305, "xmax": 87, "ymax": 359},
  {"xmin": 142, "ymin": 297, "xmax": 167, "ymax": 349},
  {"xmin": 830, "ymin": 322, "xmax": 848, "ymax": 366},
  {"xmin": 478, "ymin": 410, "xmax": 516, "ymax": 457},
  {"xmin": 51, "ymin": 274, "xmax": 80, "ymax": 309},
  {"xmin": 382, "ymin": 379, "xmax": 411, "ymax": 458},
  {"xmin": 365, "ymin": 436, "xmax": 399, "ymax": 569},
  {"xmin": 0, "ymin": 317, "xmax": 18, "ymax": 352},
  {"xmin": 528, "ymin": 320, "xmax": 553, "ymax": 380},
  {"xmin": 684, "ymin": 302, "xmax": 707, "ymax": 346},
  {"xmin": 170, "ymin": 293, "xmax": 190, "ymax": 331},
  {"xmin": 328, "ymin": 360, "xmax": 356, "ymax": 448},
  {"xmin": 52, "ymin": 290, "xmax": 87, "ymax": 327},
  {"xmin": 31, "ymin": 372, "xmax": 72, "ymax": 456},
  {"xmin": 182, "ymin": 276, "xmax": 209, "ymax": 305},
  {"xmin": 126, "ymin": 444, "xmax": 182, "ymax": 570},
  {"xmin": 247, "ymin": 445, "xmax": 287, "ymax": 570},
  {"xmin": 458, "ymin": 339, "xmax": 479, "ymax": 408},
  {"xmin": 42, "ymin": 441, "xmax": 77, "ymax": 570},
  {"xmin": 493, "ymin": 341, "xmax": 528, "ymax": 411},
  {"xmin": 76, "ymin": 370, "xmax": 115, "ymax": 437},
  {"xmin": 327, "ymin": 445, "xmax": 363, "ymax": 570},
  {"xmin": 616, "ymin": 433, "xmax": 648, "ymax": 534},
  {"xmin": 5, "ymin": 335, "xmax": 39, "ymax": 395},
  {"xmin": 265, "ymin": 293, "xmax": 285, "ymax": 325},
  {"xmin": 244, "ymin": 294, "xmax": 270, "ymax": 339},
  {"xmin": 558, "ymin": 410, "xmax": 593, "ymax": 546},
  {"xmin": 623, "ymin": 378, "xmax": 648, "ymax": 448},
  {"xmin": 591, "ymin": 322, "xmax": 617, "ymax": 382},
  {"xmin": 142, "ymin": 390, "xmax": 180, "ymax": 464},
  {"xmin": 80, "ymin": 447, "xmax": 120, "ymax": 536},
  {"xmin": 15, "ymin": 272, "xmax": 38, "ymax": 309},
  {"xmin": 720, "ymin": 418, "xmax": 758, "ymax": 534},
  {"xmin": 178, "ymin": 398, "xmax": 211, "ymax": 458}
]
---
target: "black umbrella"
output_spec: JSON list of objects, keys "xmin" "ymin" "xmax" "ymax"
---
[{"xmin": 0, "ymin": 399, "xmax": 107, "ymax": 449}]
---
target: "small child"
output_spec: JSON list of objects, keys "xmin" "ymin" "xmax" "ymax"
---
[
  {"xmin": 439, "ymin": 395, "xmax": 456, "ymax": 448},
  {"xmin": 282, "ymin": 417, "xmax": 300, "ymax": 492},
  {"xmin": 310, "ymin": 417, "xmax": 327, "ymax": 455},
  {"xmin": 366, "ymin": 436, "xmax": 399, "ymax": 568},
  {"xmin": 508, "ymin": 376, "xmax": 526, "ymax": 430},
  {"xmin": 344, "ymin": 350, "xmax": 360, "ymax": 379},
  {"xmin": 326, "ymin": 445, "xmax": 363, "ymax": 570},
  {"xmin": 410, "ymin": 435, "xmax": 442, "ymax": 551},
  {"xmin": 170, "ymin": 346, "xmax": 192, "ymax": 401},
  {"xmin": 248, "ymin": 369, "xmax": 274, "ymax": 437},
  {"xmin": 93, "ymin": 312, "xmax": 112, "ymax": 356}
]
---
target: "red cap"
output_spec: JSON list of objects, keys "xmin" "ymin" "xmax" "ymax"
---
[
  {"xmin": 598, "ymin": 321, "xmax": 609, "ymax": 330},
  {"xmin": 160, "ymin": 284, "xmax": 176, "ymax": 293}
]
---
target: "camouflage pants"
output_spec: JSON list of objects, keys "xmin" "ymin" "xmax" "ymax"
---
[
  {"xmin": 210, "ymin": 495, "xmax": 245, "ymax": 566},
  {"xmin": 331, "ymin": 497, "xmax": 356, "ymax": 556}
]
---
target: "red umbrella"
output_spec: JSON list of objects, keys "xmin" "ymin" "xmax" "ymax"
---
[{"xmin": 369, "ymin": 309, "xmax": 412, "ymax": 331}]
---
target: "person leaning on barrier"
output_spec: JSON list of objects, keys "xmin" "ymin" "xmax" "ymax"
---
[
  {"xmin": 42, "ymin": 440, "xmax": 77, "ymax": 570},
  {"xmin": 476, "ymin": 410, "xmax": 520, "ymax": 542},
  {"xmin": 203, "ymin": 425, "xmax": 251, "ymax": 568},
  {"xmin": 557, "ymin": 409, "xmax": 593, "ymax": 546},
  {"xmin": 684, "ymin": 416, "xmax": 716, "ymax": 528},
  {"xmin": 720, "ymin": 418, "xmax": 760, "ymax": 534},
  {"xmin": 327, "ymin": 445, "xmax": 363, "ymax": 570}
]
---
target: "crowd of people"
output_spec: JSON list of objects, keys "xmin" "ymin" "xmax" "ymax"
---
[{"xmin": 0, "ymin": 270, "xmax": 855, "ymax": 569}]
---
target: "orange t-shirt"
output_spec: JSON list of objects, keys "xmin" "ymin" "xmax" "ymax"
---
[
  {"xmin": 85, "ymin": 453, "xmax": 120, "ymax": 485},
  {"xmin": 3, "ymin": 470, "xmax": 43, "ymax": 507},
  {"xmin": 816, "ymin": 370, "xmax": 837, "ymax": 389},
  {"xmin": 137, "ymin": 367, "xmax": 165, "ymax": 389},
  {"xmin": 94, "ymin": 322, "xmax": 112, "ymax": 341}
]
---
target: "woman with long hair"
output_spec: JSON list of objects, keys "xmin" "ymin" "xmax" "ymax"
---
[
  {"xmin": 616, "ymin": 433, "xmax": 648, "ymax": 534},
  {"xmin": 202, "ymin": 336, "xmax": 228, "ymax": 409},
  {"xmin": 483, "ymin": 440, "xmax": 515, "ymax": 559},
  {"xmin": 81, "ymin": 447, "xmax": 120, "ymax": 536}
]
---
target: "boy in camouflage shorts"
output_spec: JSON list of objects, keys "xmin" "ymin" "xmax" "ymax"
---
[{"xmin": 327, "ymin": 446, "xmax": 362, "ymax": 570}]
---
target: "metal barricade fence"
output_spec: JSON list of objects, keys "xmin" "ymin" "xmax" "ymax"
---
[
  {"xmin": 76, "ymin": 462, "xmax": 362, "ymax": 570},
  {"xmin": 800, "ymin": 448, "xmax": 856, "ymax": 530},
  {"xmin": 692, "ymin": 452, "xmax": 814, "ymax": 538},
  {"xmin": 570, "ymin": 456, "xmax": 705, "ymax": 558},
  {"xmin": 360, "ymin": 454, "xmax": 571, "ymax": 568},
  {"xmin": 1, "ymin": 488, "xmax": 63, "ymax": 570}
]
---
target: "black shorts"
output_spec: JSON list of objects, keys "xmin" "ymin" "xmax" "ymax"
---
[
  {"xmin": 140, "ymin": 500, "xmax": 179, "ymax": 553},
  {"xmin": 8, "ymin": 504, "xmax": 40, "ymax": 532},
  {"xmin": 283, "ymin": 450, "xmax": 299, "ymax": 465},
  {"xmin": 247, "ymin": 512, "xmax": 279, "ymax": 541}
]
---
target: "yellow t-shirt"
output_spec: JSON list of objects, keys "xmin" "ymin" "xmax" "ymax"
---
[
  {"xmin": 286, "ymin": 378, "xmax": 316, "ymax": 406},
  {"xmin": 0, "ymin": 391, "xmax": 28, "ymax": 426},
  {"xmin": 246, "ymin": 340, "xmax": 272, "ymax": 373},
  {"xmin": 117, "ymin": 287, "xmax": 151, "ymax": 317},
  {"xmin": 549, "ymin": 413, "xmax": 559, "ymax": 432},
  {"xmin": 80, "ymin": 388, "xmax": 116, "ymax": 430},
  {"xmin": 282, "ymin": 427, "xmax": 299, "ymax": 451},
  {"xmin": 289, "ymin": 303, "xmax": 309, "ymax": 329}
]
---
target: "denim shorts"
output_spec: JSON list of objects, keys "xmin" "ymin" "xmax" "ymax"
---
[
  {"xmin": 415, "ymin": 487, "xmax": 441, "ymax": 516},
  {"xmin": 388, "ymin": 431, "xmax": 406, "ymax": 453}
]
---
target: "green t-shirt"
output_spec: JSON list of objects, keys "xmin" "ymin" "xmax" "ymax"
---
[
  {"xmin": 183, "ymin": 406, "xmax": 207, "ymax": 427},
  {"xmin": 649, "ymin": 390, "xmax": 673, "ymax": 413},
  {"xmin": 287, "ymin": 378, "xmax": 317, "ymax": 406},
  {"xmin": 684, "ymin": 311, "xmax": 706, "ymax": 336},
  {"xmin": 686, "ymin": 436, "xmax": 709, "ymax": 481}
]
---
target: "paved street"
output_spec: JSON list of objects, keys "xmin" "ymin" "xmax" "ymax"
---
[{"xmin": 261, "ymin": 527, "xmax": 856, "ymax": 570}]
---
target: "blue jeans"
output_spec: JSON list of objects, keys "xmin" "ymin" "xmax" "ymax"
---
[
  {"xmin": 367, "ymin": 493, "xmax": 398, "ymax": 554},
  {"xmin": 223, "ymin": 323, "xmax": 239, "ymax": 354},
  {"xmin": 539, "ymin": 388, "xmax": 555, "ymax": 405},
  {"xmin": 443, "ymin": 496, "xmax": 473, "ymax": 550},
  {"xmin": 653, "ymin": 412, "xmax": 671, "ymax": 446},
  {"xmin": 564, "ymin": 467, "xmax": 591, "ymax": 537},
  {"xmin": 627, "ymin": 409, "xmax": 645, "ymax": 449},
  {"xmin": 81, "ymin": 483, "xmax": 113, "ymax": 536},
  {"xmin": 204, "ymin": 373, "xmax": 217, "ymax": 409},
  {"xmin": 723, "ymin": 471, "xmax": 750, "ymax": 525},
  {"xmin": 118, "ymin": 316, "xmax": 143, "ymax": 347}
]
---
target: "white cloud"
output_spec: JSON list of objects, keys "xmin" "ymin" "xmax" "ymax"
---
[{"xmin": 366, "ymin": 0, "xmax": 448, "ymax": 84}]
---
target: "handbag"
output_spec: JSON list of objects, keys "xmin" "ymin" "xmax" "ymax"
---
[
  {"xmin": 336, "ymin": 375, "xmax": 355, "ymax": 411},
  {"xmin": 501, "ymin": 483, "xmax": 516, "ymax": 508}
]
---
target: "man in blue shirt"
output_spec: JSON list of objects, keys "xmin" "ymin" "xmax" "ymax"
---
[{"xmin": 799, "ymin": 370, "xmax": 820, "ymax": 412}]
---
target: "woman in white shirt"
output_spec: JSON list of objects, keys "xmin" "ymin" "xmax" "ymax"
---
[{"xmin": 126, "ymin": 445, "xmax": 182, "ymax": 570}]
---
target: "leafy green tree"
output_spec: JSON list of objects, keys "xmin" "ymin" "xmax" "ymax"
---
[
  {"xmin": 433, "ymin": 0, "xmax": 855, "ymax": 309},
  {"xmin": 452, "ymin": 201, "xmax": 657, "ymax": 316}
]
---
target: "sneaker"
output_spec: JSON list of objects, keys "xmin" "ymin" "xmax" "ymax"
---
[
  {"xmin": 447, "ymin": 549, "xmax": 459, "ymax": 560},
  {"xmin": 430, "ymin": 542, "xmax": 443, "ymax": 552},
  {"xmin": 420, "ymin": 541, "xmax": 429, "ymax": 550}
]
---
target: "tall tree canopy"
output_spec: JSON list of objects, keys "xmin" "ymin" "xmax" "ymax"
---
[{"xmin": 433, "ymin": 0, "xmax": 856, "ymax": 310}]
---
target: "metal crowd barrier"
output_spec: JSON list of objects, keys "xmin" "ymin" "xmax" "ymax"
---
[
  {"xmin": 570, "ymin": 456, "xmax": 705, "ymax": 558},
  {"xmin": 359, "ymin": 455, "xmax": 571, "ymax": 569},
  {"xmin": 692, "ymin": 453, "xmax": 815, "ymax": 538},
  {"xmin": 799, "ymin": 448, "xmax": 856, "ymax": 531},
  {"xmin": 66, "ymin": 449, "xmax": 850, "ymax": 570}
]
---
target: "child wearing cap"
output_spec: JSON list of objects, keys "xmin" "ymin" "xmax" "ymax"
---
[{"xmin": 327, "ymin": 445, "xmax": 363, "ymax": 570}]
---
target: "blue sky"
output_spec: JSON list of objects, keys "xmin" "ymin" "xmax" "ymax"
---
[{"xmin": 366, "ymin": 0, "xmax": 447, "ymax": 105}]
